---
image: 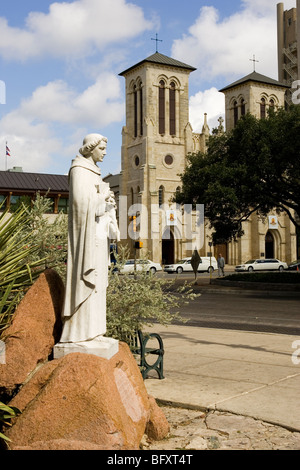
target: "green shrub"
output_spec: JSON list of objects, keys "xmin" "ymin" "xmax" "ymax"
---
[
  {"xmin": 0, "ymin": 195, "xmax": 68, "ymax": 337},
  {"xmin": 106, "ymin": 247, "xmax": 198, "ymax": 343},
  {"xmin": 19, "ymin": 193, "xmax": 68, "ymax": 279},
  {"xmin": 0, "ymin": 205, "xmax": 46, "ymax": 337}
]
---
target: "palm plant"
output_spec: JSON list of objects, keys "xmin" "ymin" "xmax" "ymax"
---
[
  {"xmin": 0, "ymin": 402, "xmax": 20, "ymax": 443},
  {"xmin": 0, "ymin": 204, "xmax": 45, "ymax": 337}
]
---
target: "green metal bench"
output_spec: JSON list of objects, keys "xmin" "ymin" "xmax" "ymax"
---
[{"xmin": 133, "ymin": 330, "xmax": 165, "ymax": 380}]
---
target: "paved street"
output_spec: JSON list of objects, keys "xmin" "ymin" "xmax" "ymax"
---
[
  {"xmin": 159, "ymin": 270, "xmax": 300, "ymax": 336},
  {"xmin": 176, "ymin": 291, "xmax": 300, "ymax": 335}
]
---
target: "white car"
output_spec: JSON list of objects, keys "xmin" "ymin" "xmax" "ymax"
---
[
  {"xmin": 119, "ymin": 259, "xmax": 162, "ymax": 274},
  {"xmin": 164, "ymin": 256, "xmax": 218, "ymax": 274},
  {"xmin": 164, "ymin": 258, "xmax": 193, "ymax": 274},
  {"xmin": 235, "ymin": 258, "xmax": 288, "ymax": 272},
  {"xmin": 197, "ymin": 256, "xmax": 218, "ymax": 273}
]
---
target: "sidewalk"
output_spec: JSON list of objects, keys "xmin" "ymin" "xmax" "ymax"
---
[{"xmin": 145, "ymin": 324, "xmax": 300, "ymax": 432}]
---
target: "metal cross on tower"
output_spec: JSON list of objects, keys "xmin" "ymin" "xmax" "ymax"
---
[
  {"xmin": 249, "ymin": 54, "xmax": 259, "ymax": 72},
  {"xmin": 151, "ymin": 33, "xmax": 163, "ymax": 53}
]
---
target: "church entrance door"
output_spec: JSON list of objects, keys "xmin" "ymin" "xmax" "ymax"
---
[
  {"xmin": 162, "ymin": 230, "xmax": 174, "ymax": 265},
  {"xmin": 265, "ymin": 231, "xmax": 274, "ymax": 258},
  {"xmin": 214, "ymin": 243, "xmax": 228, "ymax": 263}
]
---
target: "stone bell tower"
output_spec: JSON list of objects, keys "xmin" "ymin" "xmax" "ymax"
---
[{"xmin": 119, "ymin": 52, "xmax": 202, "ymax": 263}]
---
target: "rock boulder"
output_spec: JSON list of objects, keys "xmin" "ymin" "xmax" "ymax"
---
[
  {"xmin": 5, "ymin": 342, "xmax": 168, "ymax": 450},
  {"xmin": 0, "ymin": 269, "xmax": 169, "ymax": 450},
  {"xmin": 0, "ymin": 269, "xmax": 64, "ymax": 396},
  {"xmin": 146, "ymin": 395, "xmax": 170, "ymax": 440}
]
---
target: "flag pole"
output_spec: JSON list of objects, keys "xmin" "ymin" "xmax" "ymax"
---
[{"xmin": 5, "ymin": 141, "xmax": 10, "ymax": 171}]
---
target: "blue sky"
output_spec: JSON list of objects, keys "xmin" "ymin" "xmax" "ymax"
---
[{"xmin": 0, "ymin": 0, "xmax": 296, "ymax": 176}]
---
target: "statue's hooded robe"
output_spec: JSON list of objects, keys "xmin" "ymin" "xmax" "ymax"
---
[{"xmin": 60, "ymin": 155, "xmax": 119, "ymax": 343}]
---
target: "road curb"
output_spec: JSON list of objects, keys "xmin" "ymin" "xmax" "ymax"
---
[
  {"xmin": 166, "ymin": 275, "xmax": 300, "ymax": 296},
  {"xmin": 154, "ymin": 399, "xmax": 300, "ymax": 433},
  {"xmin": 211, "ymin": 279, "xmax": 300, "ymax": 292},
  {"xmin": 195, "ymin": 287, "xmax": 300, "ymax": 297}
]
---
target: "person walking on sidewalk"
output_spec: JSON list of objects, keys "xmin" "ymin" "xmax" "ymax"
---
[{"xmin": 217, "ymin": 253, "xmax": 225, "ymax": 277}]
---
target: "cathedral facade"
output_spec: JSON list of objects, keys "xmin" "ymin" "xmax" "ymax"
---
[
  {"xmin": 107, "ymin": 51, "xmax": 298, "ymax": 266},
  {"xmin": 118, "ymin": 52, "xmax": 209, "ymax": 264}
]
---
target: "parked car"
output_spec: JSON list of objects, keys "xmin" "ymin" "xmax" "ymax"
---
[
  {"xmin": 197, "ymin": 256, "xmax": 218, "ymax": 273},
  {"xmin": 164, "ymin": 256, "xmax": 218, "ymax": 274},
  {"xmin": 235, "ymin": 258, "xmax": 288, "ymax": 272},
  {"xmin": 118, "ymin": 259, "xmax": 162, "ymax": 274},
  {"xmin": 287, "ymin": 260, "xmax": 300, "ymax": 271},
  {"xmin": 164, "ymin": 258, "xmax": 192, "ymax": 274}
]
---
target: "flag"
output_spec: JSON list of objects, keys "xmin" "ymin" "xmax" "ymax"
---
[{"xmin": 6, "ymin": 144, "xmax": 10, "ymax": 157}]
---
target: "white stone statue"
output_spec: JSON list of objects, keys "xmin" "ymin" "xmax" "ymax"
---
[{"xmin": 57, "ymin": 134, "xmax": 120, "ymax": 354}]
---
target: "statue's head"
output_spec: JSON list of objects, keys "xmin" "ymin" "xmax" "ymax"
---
[{"xmin": 79, "ymin": 134, "xmax": 108, "ymax": 158}]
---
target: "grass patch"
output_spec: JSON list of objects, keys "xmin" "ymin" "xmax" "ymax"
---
[{"xmin": 223, "ymin": 272, "xmax": 300, "ymax": 284}]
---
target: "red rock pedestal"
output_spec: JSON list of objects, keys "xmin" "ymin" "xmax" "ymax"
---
[
  {"xmin": 0, "ymin": 269, "xmax": 64, "ymax": 396},
  {"xmin": 5, "ymin": 342, "xmax": 169, "ymax": 450},
  {"xmin": 0, "ymin": 269, "xmax": 169, "ymax": 449}
]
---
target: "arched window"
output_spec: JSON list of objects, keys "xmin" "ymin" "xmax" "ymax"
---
[
  {"xmin": 130, "ymin": 187, "xmax": 134, "ymax": 206},
  {"xmin": 140, "ymin": 86, "xmax": 143, "ymax": 136},
  {"xmin": 241, "ymin": 98, "xmax": 246, "ymax": 116},
  {"xmin": 233, "ymin": 101, "xmax": 238, "ymax": 126},
  {"xmin": 269, "ymin": 99, "xmax": 275, "ymax": 113},
  {"xmin": 133, "ymin": 85, "xmax": 138, "ymax": 137},
  {"xmin": 169, "ymin": 81, "xmax": 176, "ymax": 135},
  {"xmin": 159, "ymin": 80, "xmax": 165, "ymax": 134},
  {"xmin": 260, "ymin": 98, "xmax": 266, "ymax": 119},
  {"xmin": 158, "ymin": 185, "xmax": 164, "ymax": 206}
]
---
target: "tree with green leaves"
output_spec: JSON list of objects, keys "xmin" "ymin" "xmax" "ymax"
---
[{"xmin": 175, "ymin": 105, "xmax": 300, "ymax": 243}]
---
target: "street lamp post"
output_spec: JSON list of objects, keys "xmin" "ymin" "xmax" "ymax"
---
[{"xmin": 208, "ymin": 241, "xmax": 213, "ymax": 285}]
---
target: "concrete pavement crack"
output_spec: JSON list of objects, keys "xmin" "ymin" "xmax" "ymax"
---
[{"xmin": 208, "ymin": 372, "xmax": 300, "ymax": 409}]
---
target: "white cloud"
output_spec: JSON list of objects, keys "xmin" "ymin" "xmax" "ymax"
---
[
  {"xmin": 0, "ymin": 0, "xmax": 153, "ymax": 61},
  {"xmin": 1, "ymin": 133, "xmax": 61, "ymax": 173},
  {"xmin": 171, "ymin": 1, "xmax": 296, "ymax": 83},
  {"xmin": 0, "ymin": 17, "xmax": 38, "ymax": 61},
  {"xmin": 241, "ymin": 0, "xmax": 296, "ymax": 15},
  {"xmin": 0, "ymin": 73, "xmax": 125, "ymax": 172},
  {"xmin": 73, "ymin": 74, "xmax": 124, "ymax": 126},
  {"xmin": 176, "ymin": 0, "xmax": 296, "ymax": 138},
  {"xmin": 189, "ymin": 87, "xmax": 225, "ymax": 133},
  {"xmin": 0, "ymin": 103, "xmax": 62, "ymax": 172},
  {"xmin": 18, "ymin": 73, "xmax": 124, "ymax": 127}
]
